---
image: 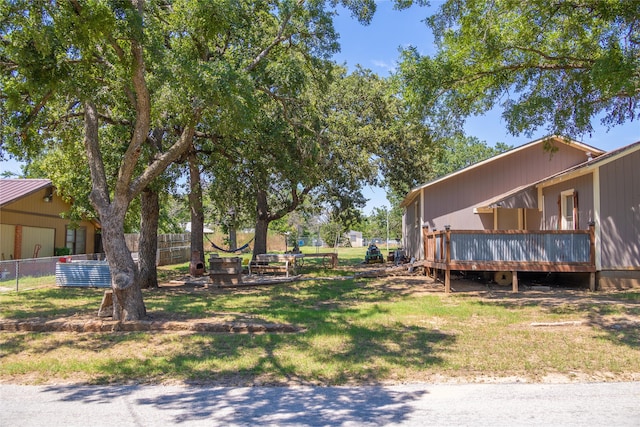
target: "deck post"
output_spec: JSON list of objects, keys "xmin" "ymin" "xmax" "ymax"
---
[
  {"xmin": 432, "ymin": 229, "xmax": 438, "ymax": 265},
  {"xmin": 512, "ymin": 270, "xmax": 518, "ymax": 293},
  {"xmin": 588, "ymin": 222, "xmax": 596, "ymax": 267},
  {"xmin": 588, "ymin": 222, "xmax": 597, "ymax": 291},
  {"xmin": 444, "ymin": 226, "xmax": 451, "ymax": 293},
  {"xmin": 422, "ymin": 226, "xmax": 430, "ymax": 277}
]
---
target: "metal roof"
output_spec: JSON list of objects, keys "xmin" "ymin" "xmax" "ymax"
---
[{"xmin": 0, "ymin": 179, "xmax": 52, "ymax": 207}]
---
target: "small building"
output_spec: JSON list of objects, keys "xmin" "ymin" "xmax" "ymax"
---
[
  {"xmin": 0, "ymin": 179, "xmax": 100, "ymax": 260},
  {"xmin": 348, "ymin": 230, "xmax": 363, "ymax": 247},
  {"xmin": 400, "ymin": 135, "xmax": 640, "ymax": 290},
  {"xmin": 184, "ymin": 222, "xmax": 215, "ymax": 233}
]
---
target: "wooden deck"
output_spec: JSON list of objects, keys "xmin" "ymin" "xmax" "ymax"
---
[{"xmin": 423, "ymin": 225, "xmax": 596, "ymax": 293}]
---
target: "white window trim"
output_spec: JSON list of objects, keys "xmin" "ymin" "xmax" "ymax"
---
[{"xmin": 560, "ymin": 189, "xmax": 575, "ymax": 230}]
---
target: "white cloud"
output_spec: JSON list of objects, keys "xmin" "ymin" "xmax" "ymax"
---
[{"xmin": 371, "ymin": 59, "xmax": 396, "ymax": 73}]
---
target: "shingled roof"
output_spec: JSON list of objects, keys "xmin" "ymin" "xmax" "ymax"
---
[{"xmin": 0, "ymin": 179, "xmax": 52, "ymax": 207}]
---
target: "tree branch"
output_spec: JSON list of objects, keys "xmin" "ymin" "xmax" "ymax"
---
[
  {"xmin": 268, "ymin": 184, "xmax": 311, "ymax": 222},
  {"xmin": 129, "ymin": 108, "xmax": 203, "ymax": 197},
  {"xmin": 507, "ymin": 45, "xmax": 596, "ymax": 66},
  {"xmin": 83, "ymin": 101, "xmax": 111, "ymax": 210},
  {"xmin": 117, "ymin": 3, "xmax": 152, "ymax": 200},
  {"xmin": 244, "ymin": 0, "xmax": 303, "ymax": 72},
  {"xmin": 21, "ymin": 91, "xmax": 53, "ymax": 138}
]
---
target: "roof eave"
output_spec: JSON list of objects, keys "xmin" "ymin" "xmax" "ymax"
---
[{"xmin": 399, "ymin": 135, "xmax": 604, "ymax": 207}]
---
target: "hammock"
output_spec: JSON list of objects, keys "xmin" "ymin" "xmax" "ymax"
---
[{"xmin": 206, "ymin": 234, "xmax": 254, "ymax": 254}]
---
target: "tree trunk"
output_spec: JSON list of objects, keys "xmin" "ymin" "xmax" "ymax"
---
[
  {"xmin": 252, "ymin": 186, "xmax": 309, "ymax": 257},
  {"xmin": 228, "ymin": 226, "xmax": 237, "ymax": 251},
  {"xmin": 84, "ymin": 101, "xmax": 146, "ymax": 321},
  {"xmin": 188, "ymin": 150, "xmax": 205, "ymax": 264},
  {"xmin": 138, "ymin": 187, "xmax": 159, "ymax": 289},
  {"xmin": 254, "ymin": 217, "xmax": 269, "ymax": 256},
  {"xmin": 253, "ymin": 189, "xmax": 270, "ymax": 256},
  {"xmin": 101, "ymin": 212, "xmax": 146, "ymax": 321}
]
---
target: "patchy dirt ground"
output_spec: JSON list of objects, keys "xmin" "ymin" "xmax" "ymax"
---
[
  {"xmin": 2, "ymin": 265, "xmax": 639, "ymax": 335},
  {"xmin": 2, "ymin": 265, "xmax": 640, "ymax": 386}
]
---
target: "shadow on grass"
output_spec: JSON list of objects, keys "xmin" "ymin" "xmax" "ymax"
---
[
  {"xmin": 470, "ymin": 290, "xmax": 640, "ymax": 350},
  {"xmin": 84, "ymin": 279, "xmax": 454, "ymax": 385},
  {"xmin": 0, "ymin": 288, "xmax": 104, "ymax": 319},
  {"xmin": 43, "ymin": 383, "xmax": 430, "ymax": 425},
  {"xmin": 0, "ymin": 334, "xmax": 31, "ymax": 358},
  {"xmin": 3, "ymin": 275, "xmax": 455, "ymax": 385},
  {"xmin": 0, "ymin": 332, "xmax": 150, "ymax": 363},
  {"xmin": 84, "ymin": 316, "xmax": 453, "ymax": 386}
]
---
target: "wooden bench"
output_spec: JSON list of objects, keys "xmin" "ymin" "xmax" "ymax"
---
[
  {"xmin": 249, "ymin": 254, "xmax": 303, "ymax": 278},
  {"xmin": 209, "ymin": 256, "xmax": 242, "ymax": 285}
]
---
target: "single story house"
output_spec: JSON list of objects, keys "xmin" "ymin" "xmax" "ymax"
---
[
  {"xmin": 401, "ymin": 135, "xmax": 640, "ymax": 290},
  {"xmin": 0, "ymin": 179, "xmax": 101, "ymax": 260}
]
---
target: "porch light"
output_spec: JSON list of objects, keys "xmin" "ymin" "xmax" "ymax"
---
[{"xmin": 444, "ymin": 225, "xmax": 451, "ymax": 231}]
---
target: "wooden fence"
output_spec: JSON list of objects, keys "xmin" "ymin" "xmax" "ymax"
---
[{"xmin": 125, "ymin": 233, "xmax": 191, "ymax": 266}]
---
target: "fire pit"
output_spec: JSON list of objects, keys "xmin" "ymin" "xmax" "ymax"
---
[{"xmin": 189, "ymin": 250, "xmax": 205, "ymax": 277}]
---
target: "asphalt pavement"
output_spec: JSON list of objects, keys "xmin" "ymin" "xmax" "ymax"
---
[{"xmin": 1, "ymin": 382, "xmax": 639, "ymax": 426}]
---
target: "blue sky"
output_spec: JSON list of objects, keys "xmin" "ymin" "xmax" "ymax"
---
[{"xmin": 333, "ymin": 1, "xmax": 639, "ymax": 214}]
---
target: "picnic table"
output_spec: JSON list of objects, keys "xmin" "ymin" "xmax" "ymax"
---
[
  {"xmin": 249, "ymin": 253, "xmax": 304, "ymax": 278},
  {"xmin": 301, "ymin": 252, "xmax": 338, "ymax": 269}
]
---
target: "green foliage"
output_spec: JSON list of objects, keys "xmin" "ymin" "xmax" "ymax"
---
[
  {"xmin": 23, "ymin": 146, "xmax": 97, "ymax": 224},
  {"xmin": 365, "ymin": 205, "xmax": 397, "ymax": 241},
  {"xmin": 319, "ymin": 219, "xmax": 343, "ymax": 247},
  {"xmin": 54, "ymin": 247, "xmax": 71, "ymax": 256},
  {"xmin": 430, "ymin": 135, "xmax": 512, "ymax": 178},
  {"xmin": 314, "ymin": 66, "xmax": 433, "ymax": 219},
  {"xmin": 398, "ymin": 0, "xmax": 640, "ymax": 139}
]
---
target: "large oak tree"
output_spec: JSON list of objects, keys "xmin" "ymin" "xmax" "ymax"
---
[
  {"xmin": 1, "ymin": 0, "xmax": 378, "ymax": 320},
  {"xmin": 398, "ymin": 0, "xmax": 640, "ymax": 142}
]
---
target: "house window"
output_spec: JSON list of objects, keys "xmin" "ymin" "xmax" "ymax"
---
[
  {"xmin": 66, "ymin": 226, "xmax": 86, "ymax": 254},
  {"xmin": 560, "ymin": 190, "xmax": 578, "ymax": 230}
]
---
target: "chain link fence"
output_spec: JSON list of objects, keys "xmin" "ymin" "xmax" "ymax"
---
[{"xmin": 0, "ymin": 254, "xmax": 106, "ymax": 292}]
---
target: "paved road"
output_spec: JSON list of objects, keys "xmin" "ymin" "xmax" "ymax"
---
[{"xmin": 1, "ymin": 382, "xmax": 639, "ymax": 426}]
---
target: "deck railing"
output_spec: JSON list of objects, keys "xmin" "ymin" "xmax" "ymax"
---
[{"xmin": 423, "ymin": 225, "xmax": 596, "ymax": 292}]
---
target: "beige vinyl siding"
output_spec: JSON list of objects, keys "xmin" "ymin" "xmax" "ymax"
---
[{"xmin": 599, "ymin": 150, "xmax": 640, "ymax": 269}]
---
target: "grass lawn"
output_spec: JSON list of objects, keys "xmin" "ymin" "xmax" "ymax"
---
[{"xmin": 1, "ymin": 246, "xmax": 639, "ymax": 385}]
